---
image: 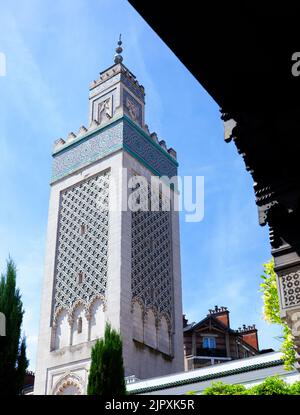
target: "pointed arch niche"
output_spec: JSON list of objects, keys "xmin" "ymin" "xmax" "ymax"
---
[
  {"xmin": 158, "ymin": 314, "xmax": 171, "ymax": 355},
  {"xmin": 144, "ymin": 308, "xmax": 157, "ymax": 349},
  {"xmin": 89, "ymin": 297, "xmax": 106, "ymax": 341},
  {"xmin": 52, "ymin": 308, "xmax": 70, "ymax": 350},
  {"xmin": 52, "ymin": 373, "xmax": 84, "ymax": 395},
  {"xmin": 71, "ymin": 303, "xmax": 88, "ymax": 346}
]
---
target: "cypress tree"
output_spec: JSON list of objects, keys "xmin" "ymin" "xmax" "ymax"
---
[
  {"xmin": 16, "ymin": 337, "xmax": 29, "ymax": 393},
  {"xmin": 0, "ymin": 258, "xmax": 28, "ymax": 395},
  {"xmin": 87, "ymin": 323, "xmax": 126, "ymax": 395}
]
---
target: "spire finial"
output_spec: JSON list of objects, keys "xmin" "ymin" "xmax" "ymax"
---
[{"xmin": 114, "ymin": 34, "xmax": 123, "ymax": 64}]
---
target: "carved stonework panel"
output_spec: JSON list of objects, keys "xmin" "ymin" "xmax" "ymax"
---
[
  {"xmin": 90, "ymin": 86, "xmax": 120, "ymax": 126},
  {"xmin": 123, "ymin": 89, "xmax": 142, "ymax": 126},
  {"xmin": 98, "ymin": 97, "xmax": 112, "ymax": 124},
  {"xmin": 278, "ymin": 268, "xmax": 300, "ymax": 309},
  {"xmin": 52, "ymin": 171, "xmax": 110, "ymax": 322},
  {"xmin": 52, "ymin": 373, "xmax": 85, "ymax": 395},
  {"xmin": 282, "ymin": 309, "xmax": 300, "ymax": 369}
]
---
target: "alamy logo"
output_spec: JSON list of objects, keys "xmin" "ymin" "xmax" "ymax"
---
[
  {"xmin": 291, "ymin": 52, "xmax": 300, "ymax": 77},
  {"xmin": 94, "ymin": 169, "xmax": 205, "ymax": 223},
  {"xmin": 0, "ymin": 52, "xmax": 6, "ymax": 77},
  {"xmin": 0, "ymin": 312, "xmax": 6, "ymax": 336}
]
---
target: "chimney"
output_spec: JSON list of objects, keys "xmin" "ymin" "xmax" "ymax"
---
[
  {"xmin": 183, "ymin": 314, "xmax": 188, "ymax": 328},
  {"xmin": 208, "ymin": 305, "xmax": 230, "ymax": 328},
  {"xmin": 237, "ymin": 324, "xmax": 259, "ymax": 350}
]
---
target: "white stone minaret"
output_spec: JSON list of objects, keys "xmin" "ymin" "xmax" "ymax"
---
[{"xmin": 34, "ymin": 37, "xmax": 184, "ymax": 395}]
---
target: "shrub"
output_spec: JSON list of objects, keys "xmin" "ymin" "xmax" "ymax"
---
[
  {"xmin": 248, "ymin": 375, "xmax": 290, "ymax": 395},
  {"xmin": 202, "ymin": 381, "xmax": 248, "ymax": 395},
  {"xmin": 201, "ymin": 375, "xmax": 300, "ymax": 395},
  {"xmin": 288, "ymin": 380, "xmax": 300, "ymax": 395}
]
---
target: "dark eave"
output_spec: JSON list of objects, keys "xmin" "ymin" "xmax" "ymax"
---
[
  {"xmin": 128, "ymin": 2, "xmax": 300, "ymax": 113},
  {"xmin": 128, "ymin": 2, "xmax": 300, "ymax": 183}
]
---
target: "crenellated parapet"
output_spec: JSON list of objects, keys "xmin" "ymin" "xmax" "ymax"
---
[
  {"xmin": 149, "ymin": 131, "xmax": 177, "ymax": 160},
  {"xmin": 90, "ymin": 63, "xmax": 145, "ymax": 103}
]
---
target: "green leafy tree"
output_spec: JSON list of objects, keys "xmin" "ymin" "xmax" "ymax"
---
[
  {"xmin": 87, "ymin": 322, "xmax": 126, "ymax": 395},
  {"xmin": 0, "ymin": 258, "xmax": 28, "ymax": 395},
  {"xmin": 260, "ymin": 258, "xmax": 296, "ymax": 370}
]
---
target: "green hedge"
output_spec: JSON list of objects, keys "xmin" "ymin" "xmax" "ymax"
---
[{"xmin": 187, "ymin": 376, "xmax": 300, "ymax": 395}]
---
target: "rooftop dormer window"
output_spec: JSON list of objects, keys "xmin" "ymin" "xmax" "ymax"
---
[{"xmin": 203, "ymin": 337, "xmax": 216, "ymax": 349}]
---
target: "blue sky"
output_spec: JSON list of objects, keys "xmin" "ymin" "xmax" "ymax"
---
[{"xmin": 0, "ymin": 0, "xmax": 282, "ymax": 370}]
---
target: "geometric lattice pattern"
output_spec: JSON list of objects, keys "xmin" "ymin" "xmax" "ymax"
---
[
  {"xmin": 52, "ymin": 171, "xmax": 110, "ymax": 319},
  {"xmin": 131, "ymin": 181, "xmax": 173, "ymax": 326},
  {"xmin": 281, "ymin": 270, "xmax": 300, "ymax": 308}
]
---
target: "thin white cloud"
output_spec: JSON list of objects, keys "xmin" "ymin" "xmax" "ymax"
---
[{"xmin": 0, "ymin": 9, "xmax": 64, "ymax": 135}]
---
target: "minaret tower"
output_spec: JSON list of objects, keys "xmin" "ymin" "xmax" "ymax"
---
[{"xmin": 34, "ymin": 38, "xmax": 183, "ymax": 395}]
